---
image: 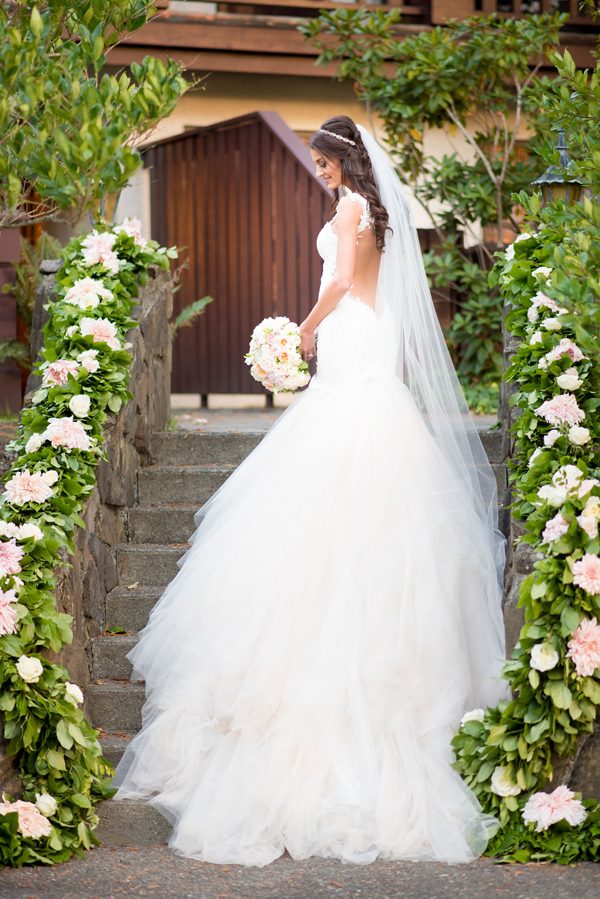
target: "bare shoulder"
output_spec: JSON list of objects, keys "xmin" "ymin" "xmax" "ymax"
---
[{"xmin": 335, "ymin": 194, "xmax": 364, "ymax": 221}]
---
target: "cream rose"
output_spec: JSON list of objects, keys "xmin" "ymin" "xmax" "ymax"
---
[
  {"xmin": 25, "ymin": 433, "xmax": 44, "ymax": 454},
  {"xmin": 17, "ymin": 522, "xmax": 44, "ymax": 542},
  {"xmin": 460, "ymin": 708, "xmax": 485, "ymax": 727},
  {"xmin": 568, "ymin": 426, "xmax": 591, "ymax": 446},
  {"xmin": 35, "ymin": 792, "xmax": 58, "ymax": 817},
  {"xmin": 491, "ymin": 766, "xmax": 521, "ymax": 797},
  {"xmin": 16, "ymin": 655, "xmax": 43, "ymax": 684},
  {"xmin": 530, "ymin": 642, "xmax": 559, "ymax": 672},
  {"xmin": 64, "ymin": 681, "xmax": 84, "ymax": 705},
  {"xmin": 557, "ymin": 369, "xmax": 583, "ymax": 391},
  {"xmin": 68, "ymin": 394, "xmax": 91, "ymax": 418}
]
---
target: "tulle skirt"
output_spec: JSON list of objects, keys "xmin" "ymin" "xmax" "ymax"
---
[{"xmin": 112, "ymin": 296, "xmax": 507, "ymax": 865}]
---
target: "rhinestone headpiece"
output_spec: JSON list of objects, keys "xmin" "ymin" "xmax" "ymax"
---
[{"xmin": 318, "ymin": 128, "xmax": 356, "ymax": 146}]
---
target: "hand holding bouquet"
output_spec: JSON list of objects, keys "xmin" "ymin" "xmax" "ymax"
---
[{"xmin": 245, "ymin": 317, "xmax": 311, "ymax": 393}]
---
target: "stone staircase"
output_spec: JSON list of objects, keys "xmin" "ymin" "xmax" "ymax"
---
[{"xmin": 90, "ymin": 421, "xmax": 504, "ymax": 846}]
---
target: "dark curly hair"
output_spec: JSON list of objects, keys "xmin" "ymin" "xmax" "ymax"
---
[{"xmin": 309, "ymin": 115, "xmax": 392, "ymax": 253}]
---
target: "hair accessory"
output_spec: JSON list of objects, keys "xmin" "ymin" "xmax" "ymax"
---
[{"xmin": 318, "ymin": 128, "xmax": 356, "ymax": 146}]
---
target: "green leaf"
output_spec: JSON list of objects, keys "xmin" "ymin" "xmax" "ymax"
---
[{"xmin": 56, "ymin": 719, "xmax": 74, "ymax": 750}]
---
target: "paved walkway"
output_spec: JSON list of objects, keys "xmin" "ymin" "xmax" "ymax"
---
[{"xmin": 0, "ymin": 848, "xmax": 598, "ymax": 899}]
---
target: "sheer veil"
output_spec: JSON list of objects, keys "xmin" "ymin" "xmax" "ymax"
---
[{"xmin": 357, "ymin": 122, "xmax": 507, "ymax": 655}]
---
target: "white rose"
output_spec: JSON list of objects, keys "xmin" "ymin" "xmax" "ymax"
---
[
  {"xmin": 530, "ymin": 330, "xmax": 543, "ymax": 345},
  {"xmin": 538, "ymin": 357, "xmax": 549, "ymax": 370},
  {"xmin": 532, "ymin": 266, "xmax": 552, "ymax": 280},
  {"xmin": 515, "ymin": 232, "xmax": 532, "ymax": 243},
  {"xmin": 568, "ymin": 426, "xmax": 590, "ymax": 446},
  {"xmin": 528, "ymin": 447, "xmax": 543, "ymax": 468},
  {"xmin": 64, "ymin": 681, "xmax": 84, "ymax": 705},
  {"xmin": 65, "ymin": 325, "xmax": 78, "ymax": 338},
  {"xmin": 0, "ymin": 521, "xmax": 19, "ymax": 538},
  {"xmin": 544, "ymin": 429, "xmax": 560, "ymax": 447},
  {"xmin": 460, "ymin": 708, "xmax": 485, "ymax": 727},
  {"xmin": 491, "ymin": 766, "xmax": 521, "ymax": 797},
  {"xmin": 557, "ymin": 368, "xmax": 583, "ymax": 390},
  {"xmin": 25, "ymin": 433, "xmax": 44, "ymax": 454},
  {"xmin": 505, "ymin": 243, "xmax": 515, "ymax": 261},
  {"xmin": 543, "ymin": 317, "xmax": 562, "ymax": 331},
  {"xmin": 537, "ymin": 484, "xmax": 566, "ymax": 507},
  {"xmin": 17, "ymin": 522, "xmax": 44, "ymax": 542},
  {"xmin": 530, "ymin": 642, "xmax": 559, "ymax": 672},
  {"xmin": 76, "ymin": 349, "xmax": 100, "ymax": 373},
  {"xmin": 40, "ymin": 470, "xmax": 59, "ymax": 486},
  {"xmin": 16, "ymin": 655, "xmax": 44, "ymax": 684},
  {"xmin": 68, "ymin": 394, "xmax": 91, "ymax": 418},
  {"xmin": 35, "ymin": 792, "xmax": 58, "ymax": 816}
]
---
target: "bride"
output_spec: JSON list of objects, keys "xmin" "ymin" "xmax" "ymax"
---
[{"xmin": 112, "ymin": 115, "xmax": 509, "ymax": 866}]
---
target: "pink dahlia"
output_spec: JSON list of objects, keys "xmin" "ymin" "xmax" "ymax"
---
[
  {"xmin": 81, "ymin": 231, "xmax": 120, "ymax": 274},
  {"xmin": 535, "ymin": 394, "xmax": 585, "ymax": 427},
  {"xmin": 3, "ymin": 470, "xmax": 55, "ymax": 504},
  {"xmin": 545, "ymin": 338, "xmax": 586, "ymax": 364},
  {"xmin": 0, "ymin": 539, "xmax": 24, "ymax": 577},
  {"xmin": 572, "ymin": 554, "xmax": 600, "ymax": 597},
  {"xmin": 41, "ymin": 359, "xmax": 79, "ymax": 387},
  {"xmin": 567, "ymin": 616, "xmax": 600, "ymax": 676},
  {"xmin": 79, "ymin": 316, "xmax": 121, "ymax": 350},
  {"xmin": 0, "ymin": 587, "xmax": 18, "ymax": 636},
  {"xmin": 43, "ymin": 416, "xmax": 91, "ymax": 452},
  {"xmin": 522, "ymin": 785, "xmax": 587, "ymax": 832},
  {"xmin": 0, "ymin": 800, "xmax": 52, "ymax": 839},
  {"xmin": 541, "ymin": 512, "xmax": 569, "ymax": 544}
]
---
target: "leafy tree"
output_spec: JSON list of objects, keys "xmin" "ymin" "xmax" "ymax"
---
[
  {"xmin": 0, "ymin": 1, "xmax": 194, "ymax": 229},
  {"xmin": 300, "ymin": 12, "xmax": 565, "ymax": 407}
]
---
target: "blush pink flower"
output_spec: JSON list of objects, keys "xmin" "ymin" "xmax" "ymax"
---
[
  {"xmin": 535, "ymin": 394, "xmax": 585, "ymax": 427},
  {"xmin": 0, "ymin": 800, "xmax": 52, "ymax": 839},
  {"xmin": 41, "ymin": 359, "xmax": 79, "ymax": 387},
  {"xmin": 43, "ymin": 416, "xmax": 91, "ymax": 452},
  {"xmin": 0, "ymin": 587, "xmax": 18, "ymax": 636},
  {"xmin": 541, "ymin": 512, "xmax": 569, "ymax": 544},
  {"xmin": 79, "ymin": 316, "xmax": 121, "ymax": 350},
  {"xmin": 544, "ymin": 338, "xmax": 586, "ymax": 364},
  {"xmin": 572, "ymin": 554, "xmax": 600, "ymax": 596},
  {"xmin": 0, "ymin": 540, "xmax": 24, "ymax": 577},
  {"xmin": 3, "ymin": 470, "xmax": 55, "ymax": 505},
  {"xmin": 81, "ymin": 231, "xmax": 120, "ymax": 274},
  {"xmin": 114, "ymin": 216, "xmax": 147, "ymax": 248},
  {"xmin": 522, "ymin": 786, "xmax": 587, "ymax": 832},
  {"xmin": 567, "ymin": 617, "xmax": 600, "ymax": 676},
  {"xmin": 63, "ymin": 276, "xmax": 113, "ymax": 309}
]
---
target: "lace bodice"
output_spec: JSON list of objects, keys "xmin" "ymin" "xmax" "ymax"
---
[{"xmin": 316, "ymin": 192, "xmax": 374, "ymax": 289}]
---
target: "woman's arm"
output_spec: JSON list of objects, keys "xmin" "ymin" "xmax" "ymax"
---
[{"xmin": 299, "ymin": 197, "xmax": 362, "ymax": 359}]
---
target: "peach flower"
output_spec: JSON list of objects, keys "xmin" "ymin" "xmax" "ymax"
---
[
  {"xmin": 541, "ymin": 512, "xmax": 569, "ymax": 544},
  {"xmin": 535, "ymin": 394, "xmax": 585, "ymax": 427},
  {"xmin": 522, "ymin": 786, "xmax": 586, "ymax": 832},
  {"xmin": 3, "ymin": 470, "xmax": 55, "ymax": 505},
  {"xmin": 0, "ymin": 800, "xmax": 52, "ymax": 839},
  {"xmin": 0, "ymin": 587, "xmax": 18, "ymax": 636},
  {"xmin": 41, "ymin": 359, "xmax": 79, "ymax": 387},
  {"xmin": 79, "ymin": 316, "xmax": 121, "ymax": 350},
  {"xmin": 567, "ymin": 617, "xmax": 600, "ymax": 676},
  {"xmin": 81, "ymin": 231, "xmax": 120, "ymax": 274},
  {"xmin": 43, "ymin": 416, "xmax": 92, "ymax": 452},
  {"xmin": 572, "ymin": 554, "xmax": 600, "ymax": 597},
  {"xmin": 0, "ymin": 539, "xmax": 24, "ymax": 577}
]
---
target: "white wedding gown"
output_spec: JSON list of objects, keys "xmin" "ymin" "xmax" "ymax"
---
[{"xmin": 113, "ymin": 193, "xmax": 507, "ymax": 865}]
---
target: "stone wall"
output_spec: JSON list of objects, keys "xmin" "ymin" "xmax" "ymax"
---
[
  {"xmin": 0, "ymin": 262, "xmax": 173, "ymax": 794},
  {"xmin": 499, "ymin": 301, "xmax": 599, "ymax": 801}
]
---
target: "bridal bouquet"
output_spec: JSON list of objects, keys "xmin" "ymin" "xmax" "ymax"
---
[{"xmin": 244, "ymin": 316, "xmax": 311, "ymax": 393}]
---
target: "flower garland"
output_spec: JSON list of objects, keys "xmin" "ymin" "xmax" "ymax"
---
[
  {"xmin": 0, "ymin": 218, "xmax": 177, "ymax": 865},
  {"xmin": 452, "ymin": 211, "xmax": 600, "ymax": 863}
]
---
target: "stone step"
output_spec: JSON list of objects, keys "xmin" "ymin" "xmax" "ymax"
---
[
  {"xmin": 87, "ymin": 683, "xmax": 144, "ymax": 733},
  {"xmin": 150, "ymin": 430, "xmax": 264, "ymax": 466},
  {"xmin": 100, "ymin": 733, "xmax": 130, "ymax": 768},
  {"xmin": 91, "ymin": 635, "xmax": 138, "ymax": 680},
  {"xmin": 106, "ymin": 585, "xmax": 163, "ymax": 632},
  {"xmin": 127, "ymin": 505, "xmax": 200, "ymax": 544},
  {"xmin": 96, "ymin": 799, "xmax": 170, "ymax": 847},
  {"xmin": 478, "ymin": 426, "xmax": 503, "ymax": 466},
  {"xmin": 117, "ymin": 543, "xmax": 188, "ymax": 587},
  {"xmin": 137, "ymin": 464, "xmax": 235, "ymax": 506}
]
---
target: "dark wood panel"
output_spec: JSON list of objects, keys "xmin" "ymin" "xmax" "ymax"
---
[{"xmin": 142, "ymin": 113, "xmax": 332, "ymax": 394}]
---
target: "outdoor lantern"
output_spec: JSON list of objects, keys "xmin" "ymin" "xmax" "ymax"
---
[{"xmin": 532, "ymin": 129, "xmax": 584, "ymax": 207}]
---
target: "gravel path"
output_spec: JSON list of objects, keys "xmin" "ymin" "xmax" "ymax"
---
[{"xmin": 1, "ymin": 848, "xmax": 598, "ymax": 899}]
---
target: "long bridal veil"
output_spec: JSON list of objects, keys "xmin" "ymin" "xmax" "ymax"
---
[{"xmin": 357, "ymin": 123, "xmax": 507, "ymax": 695}]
